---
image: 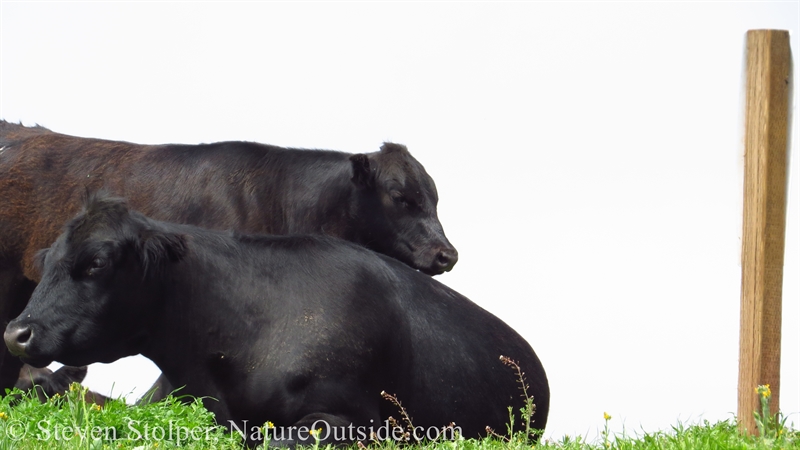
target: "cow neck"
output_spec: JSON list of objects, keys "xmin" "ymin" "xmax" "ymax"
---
[
  {"xmin": 139, "ymin": 237, "xmax": 264, "ymax": 404},
  {"xmin": 263, "ymin": 152, "xmax": 357, "ymax": 240}
]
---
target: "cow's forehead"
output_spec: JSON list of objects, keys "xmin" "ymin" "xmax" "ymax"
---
[
  {"xmin": 377, "ymin": 152, "xmax": 435, "ymax": 193},
  {"xmin": 65, "ymin": 208, "xmax": 137, "ymax": 248},
  {"xmin": 49, "ymin": 219, "xmax": 117, "ymax": 263},
  {"xmin": 62, "ymin": 194, "xmax": 131, "ymax": 243}
]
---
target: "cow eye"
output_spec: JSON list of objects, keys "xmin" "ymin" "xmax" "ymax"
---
[
  {"xmin": 391, "ymin": 192, "xmax": 415, "ymax": 210},
  {"xmin": 86, "ymin": 257, "xmax": 108, "ymax": 276}
]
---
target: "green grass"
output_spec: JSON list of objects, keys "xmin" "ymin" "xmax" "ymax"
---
[
  {"xmin": 0, "ymin": 385, "xmax": 242, "ymax": 449},
  {"xmin": 0, "ymin": 383, "xmax": 797, "ymax": 449}
]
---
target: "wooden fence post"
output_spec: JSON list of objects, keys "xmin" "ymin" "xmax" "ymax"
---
[{"xmin": 738, "ymin": 29, "xmax": 791, "ymax": 435}]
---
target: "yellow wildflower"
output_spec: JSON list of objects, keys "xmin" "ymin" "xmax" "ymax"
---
[
  {"xmin": 92, "ymin": 404, "xmax": 102, "ymax": 411},
  {"xmin": 603, "ymin": 412, "xmax": 611, "ymax": 421},
  {"xmin": 310, "ymin": 428, "xmax": 322, "ymax": 438},
  {"xmin": 266, "ymin": 421, "xmax": 275, "ymax": 429},
  {"xmin": 0, "ymin": 411, "xmax": 8, "ymax": 420},
  {"xmin": 756, "ymin": 384, "xmax": 772, "ymax": 398}
]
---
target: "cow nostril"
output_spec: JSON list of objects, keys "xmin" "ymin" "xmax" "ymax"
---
[
  {"xmin": 16, "ymin": 327, "xmax": 31, "ymax": 345},
  {"xmin": 435, "ymin": 249, "xmax": 459, "ymax": 271},
  {"xmin": 4, "ymin": 325, "xmax": 33, "ymax": 356}
]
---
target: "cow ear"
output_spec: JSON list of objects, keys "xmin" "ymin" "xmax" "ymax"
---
[
  {"xmin": 33, "ymin": 248, "xmax": 49, "ymax": 276},
  {"xmin": 350, "ymin": 153, "xmax": 375, "ymax": 189},
  {"xmin": 380, "ymin": 142, "xmax": 408, "ymax": 154},
  {"xmin": 138, "ymin": 230, "xmax": 188, "ymax": 276}
]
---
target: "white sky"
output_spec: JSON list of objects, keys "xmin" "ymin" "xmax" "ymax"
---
[{"xmin": 1, "ymin": 1, "xmax": 798, "ymax": 443}]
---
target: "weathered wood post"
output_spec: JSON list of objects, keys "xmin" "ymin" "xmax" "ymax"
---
[{"xmin": 738, "ymin": 29, "xmax": 791, "ymax": 435}]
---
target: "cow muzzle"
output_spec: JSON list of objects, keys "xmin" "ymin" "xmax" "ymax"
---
[
  {"xmin": 4, "ymin": 324, "xmax": 33, "ymax": 358},
  {"xmin": 423, "ymin": 246, "xmax": 459, "ymax": 275}
]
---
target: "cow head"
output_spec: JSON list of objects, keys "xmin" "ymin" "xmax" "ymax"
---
[
  {"xmin": 349, "ymin": 143, "xmax": 458, "ymax": 275},
  {"xmin": 3, "ymin": 194, "xmax": 187, "ymax": 368},
  {"xmin": 15, "ymin": 364, "xmax": 87, "ymax": 402}
]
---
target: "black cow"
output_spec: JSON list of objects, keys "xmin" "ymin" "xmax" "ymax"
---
[
  {"xmin": 14, "ymin": 364, "xmax": 107, "ymax": 405},
  {"xmin": 0, "ymin": 121, "xmax": 457, "ymax": 391},
  {"xmin": 4, "ymin": 195, "xmax": 548, "ymax": 446},
  {"xmin": 14, "ymin": 364, "xmax": 86, "ymax": 401}
]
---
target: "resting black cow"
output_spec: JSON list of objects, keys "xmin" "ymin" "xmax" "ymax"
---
[
  {"xmin": 4, "ymin": 195, "xmax": 548, "ymax": 446},
  {"xmin": 14, "ymin": 364, "xmax": 107, "ymax": 406},
  {"xmin": 0, "ymin": 120, "xmax": 457, "ymax": 392},
  {"xmin": 14, "ymin": 364, "xmax": 86, "ymax": 401}
]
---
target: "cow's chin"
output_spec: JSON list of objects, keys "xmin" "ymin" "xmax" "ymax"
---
[
  {"xmin": 70, "ymin": 344, "xmax": 139, "ymax": 367},
  {"xmin": 419, "ymin": 266, "xmax": 441, "ymax": 276},
  {"xmin": 411, "ymin": 252, "xmax": 447, "ymax": 276},
  {"xmin": 400, "ymin": 255, "xmax": 443, "ymax": 276},
  {"xmin": 20, "ymin": 356, "xmax": 54, "ymax": 369},
  {"xmin": 61, "ymin": 334, "xmax": 148, "ymax": 367},
  {"xmin": 35, "ymin": 352, "xmax": 117, "ymax": 368}
]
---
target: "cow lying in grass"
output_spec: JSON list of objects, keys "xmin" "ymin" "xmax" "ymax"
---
[
  {"xmin": 4, "ymin": 194, "xmax": 548, "ymax": 447},
  {"xmin": 14, "ymin": 364, "xmax": 107, "ymax": 406}
]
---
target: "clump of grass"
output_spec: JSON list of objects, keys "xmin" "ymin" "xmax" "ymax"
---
[
  {"xmin": 553, "ymin": 408, "xmax": 799, "ymax": 450},
  {"xmin": 0, "ymin": 382, "xmax": 243, "ymax": 449}
]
